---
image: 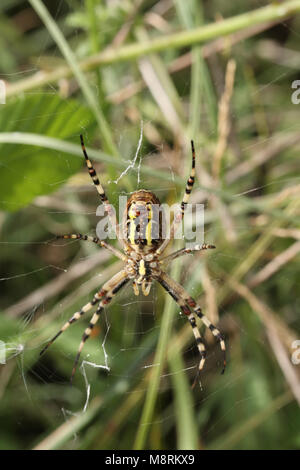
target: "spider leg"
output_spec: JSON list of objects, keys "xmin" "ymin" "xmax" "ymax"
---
[
  {"xmin": 71, "ymin": 271, "xmax": 129, "ymax": 382},
  {"xmin": 157, "ymin": 271, "xmax": 226, "ymax": 379},
  {"xmin": 40, "ymin": 270, "xmax": 128, "ymax": 358},
  {"xmin": 156, "ymin": 141, "xmax": 196, "ymax": 255},
  {"xmin": 40, "ymin": 291, "xmax": 103, "ymax": 357},
  {"xmin": 56, "ymin": 233, "xmax": 127, "ymax": 262},
  {"xmin": 80, "ymin": 135, "xmax": 124, "ymax": 247},
  {"xmin": 156, "ymin": 273, "xmax": 206, "ymax": 386},
  {"xmin": 160, "ymin": 243, "xmax": 216, "ymax": 264}
]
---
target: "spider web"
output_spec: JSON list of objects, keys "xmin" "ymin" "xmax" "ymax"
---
[
  {"xmin": 2, "ymin": 125, "xmax": 297, "ymax": 445},
  {"xmin": 0, "ymin": 117, "xmax": 215, "ymax": 427}
]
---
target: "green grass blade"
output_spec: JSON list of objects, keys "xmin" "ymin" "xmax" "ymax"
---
[{"xmin": 28, "ymin": 0, "xmax": 117, "ymax": 157}]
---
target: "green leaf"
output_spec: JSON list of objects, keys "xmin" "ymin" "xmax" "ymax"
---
[{"xmin": 0, "ymin": 94, "xmax": 95, "ymax": 211}]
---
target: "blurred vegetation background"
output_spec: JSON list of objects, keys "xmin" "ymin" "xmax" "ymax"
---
[{"xmin": 0, "ymin": 0, "xmax": 300, "ymax": 450}]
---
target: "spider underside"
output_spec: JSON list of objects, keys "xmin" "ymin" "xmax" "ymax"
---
[{"xmin": 40, "ymin": 135, "xmax": 226, "ymax": 387}]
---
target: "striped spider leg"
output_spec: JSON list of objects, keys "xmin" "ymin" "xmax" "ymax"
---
[
  {"xmin": 80, "ymin": 134, "xmax": 125, "ymax": 248},
  {"xmin": 156, "ymin": 271, "xmax": 226, "ymax": 387},
  {"xmin": 55, "ymin": 234, "xmax": 127, "ymax": 262},
  {"xmin": 156, "ymin": 140, "xmax": 196, "ymax": 256},
  {"xmin": 40, "ymin": 270, "xmax": 130, "ymax": 382},
  {"xmin": 160, "ymin": 243, "xmax": 216, "ymax": 264}
]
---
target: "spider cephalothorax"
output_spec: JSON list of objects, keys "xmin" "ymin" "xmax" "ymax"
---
[{"xmin": 40, "ymin": 135, "xmax": 226, "ymax": 387}]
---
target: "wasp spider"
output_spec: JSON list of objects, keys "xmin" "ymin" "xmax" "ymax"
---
[{"xmin": 40, "ymin": 135, "xmax": 226, "ymax": 386}]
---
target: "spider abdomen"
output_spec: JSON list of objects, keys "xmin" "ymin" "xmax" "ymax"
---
[{"xmin": 123, "ymin": 190, "xmax": 164, "ymax": 253}]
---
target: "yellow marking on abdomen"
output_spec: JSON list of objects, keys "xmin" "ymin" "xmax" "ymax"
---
[
  {"xmin": 146, "ymin": 220, "xmax": 152, "ymax": 246},
  {"xmin": 145, "ymin": 204, "xmax": 153, "ymax": 246},
  {"xmin": 129, "ymin": 220, "xmax": 136, "ymax": 245}
]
